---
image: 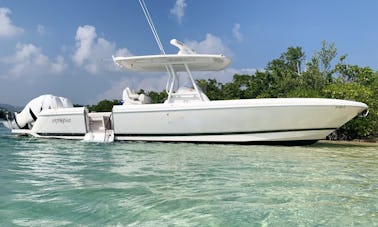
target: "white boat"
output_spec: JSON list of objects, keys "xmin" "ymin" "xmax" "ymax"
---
[
  {"xmin": 2, "ymin": 38, "xmax": 368, "ymax": 145},
  {"xmin": 2, "ymin": 1, "xmax": 369, "ymax": 145}
]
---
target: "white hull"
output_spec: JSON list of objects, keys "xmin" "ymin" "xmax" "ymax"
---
[
  {"xmin": 112, "ymin": 98, "xmax": 366, "ymax": 144},
  {"xmin": 10, "ymin": 98, "xmax": 367, "ymax": 144}
]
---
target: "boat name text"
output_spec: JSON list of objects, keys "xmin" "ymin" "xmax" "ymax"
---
[{"xmin": 52, "ymin": 118, "xmax": 71, "ymax": 124}]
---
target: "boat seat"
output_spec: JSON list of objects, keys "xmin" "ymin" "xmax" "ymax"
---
[{"xmin": 122, "ymin": 87, "xmax": 151, "ymax": 105}]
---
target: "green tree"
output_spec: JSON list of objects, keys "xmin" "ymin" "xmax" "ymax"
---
[
  {"xmin": 88, "ymin": 99, "xmax": 120, "ymax": 112},
  {"xmin": 246, "ymin": 71, "xmax": 274, "ymax": 98},
  {"xmin": 323, "ymin": 59, "xmax": 378, "ymax": 140},
  {"xmin": 314, "ymin": 40, "xmax": 337, "ymax": 82},
  {"xmin": 263, "ymin": 47, "xmax": 306, "ymax": 97},
  {"xmin": 147, "ymin": 90, "xmax": 168, "ymax": 103},
  {"xmin": 323, "ymin": 82, "xmax": 374, "ymax": 140},
  {"xmin": 292, "ymin": 56, "xmax": 326, "ymax": 97},
  {"xmin": 196, "ymin": 79, "xmax": 223, "ymax": 100}
]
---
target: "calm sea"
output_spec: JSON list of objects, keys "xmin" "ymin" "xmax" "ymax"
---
[{"xmin": 0, "ymin": 123, "xmax": 377, "ymax": 226}]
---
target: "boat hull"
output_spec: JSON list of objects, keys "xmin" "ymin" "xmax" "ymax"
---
[
  {"xmin": 11, "ymin": 107, "xmax": 87, "ymax": 139},
  {"xmin": 114, "ymin": 130, "xmax": 328, "ymax": 145},
  {"xmin": 10, "ymin": 98, "xmax": 368, "ymax": 144},
  {"xmin": 112, "ymin": 98, "xmax": 368, "ymax": 144}
]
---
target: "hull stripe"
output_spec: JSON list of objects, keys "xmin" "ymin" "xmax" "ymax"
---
[
  {"xmin": 37, "ymin": 133, "xmax": 85, "ymax": 137},
  {"xmin": 115, "ymin": 128, "xmax": 336, "ymax": 137},
  {"xmin": 35, "ymin": 128, "xmax": 336, "ymax": 138}
]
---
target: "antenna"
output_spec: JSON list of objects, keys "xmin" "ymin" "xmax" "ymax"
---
[
  {"xmin": 170, "ymin": 39, "xmax": 196, "ymax": 55},
  {"xmin": 139, "ymin": 0, "xmax": 166, "ymax": 54}
]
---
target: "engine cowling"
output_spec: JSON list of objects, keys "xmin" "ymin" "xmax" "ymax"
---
[{"xmin": 13, "ymin": 94, "xmax": 73, "ymax": 129}]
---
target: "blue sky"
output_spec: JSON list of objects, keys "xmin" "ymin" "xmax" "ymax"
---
[{"xmin": 1, "ymin": 0, "xmax": 377, "ymax": 105}]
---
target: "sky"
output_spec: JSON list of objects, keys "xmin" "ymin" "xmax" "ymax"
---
[{"xmin": 1, "ymin": 0, "xmax": 378, "ymax": 106}]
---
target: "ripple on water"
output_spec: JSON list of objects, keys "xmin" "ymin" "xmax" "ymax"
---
[{"xmin": 0, "ymin": 126, "xmax": 377, "ymax": 225}]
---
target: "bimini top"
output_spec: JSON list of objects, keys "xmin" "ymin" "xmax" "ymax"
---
[{"xmin": 113, "ymin": 54, "xmax": 231, "ymax": 72}]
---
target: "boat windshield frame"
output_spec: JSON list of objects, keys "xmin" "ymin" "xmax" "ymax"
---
[{"xmin": 164, "ymin": 61, "xmax": 204, "ymax": 102}]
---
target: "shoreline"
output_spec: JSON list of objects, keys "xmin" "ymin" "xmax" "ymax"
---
[{"xmin": 318, "ymin": 139, "xmax": 378, "ymax": 146}]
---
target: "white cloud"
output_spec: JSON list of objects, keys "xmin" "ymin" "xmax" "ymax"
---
[
  {"xmin": 72, "ymin": 25, "xmax": 132, "ymax": 74},
  {"xmin": 1, "ymin": 43, "xmax": 67, "ymax": 78},
  {"xmin": 170, "ymin": 0, "xmax": 187, "ymax": 24},
  {"xmin": 36, "ymin": 25, "xmax": 46, "ymax": 35},
  {"xmin": 115, "ymin": 48, "xmax": 132, "ymax": 57},
  {"xmin": 95, "ymin": 77, "xmax": 135, "ymax": 102},
  {"xmin": 0, "ymin": 8, "xmax": 23, "ymax": 38},
  {"xmin": 73, "ymin": 25, "xmax": 96, "ymax": 66},
  {"xmin": 232, "ymin": 23, "xmax": 243, "ymax": 42},
  {"xmin": 225, "ymin": 67, "xmax": 257, "ymax": 77},
  {"xmin": 51, "ymin": 56, "xmax": 66, "ymax": 73},
  {"xmin": 184, "ymin": 33, "xmax": 232, "ymax": 56}
]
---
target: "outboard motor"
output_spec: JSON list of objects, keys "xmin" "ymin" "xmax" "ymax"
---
[
  {"xmin": 59, "ymin": 97, "xmax": 74, "ymax": 108},
  {"xmin": 12, "ymin": 94, "xmax": 73, "ymax": 129}
]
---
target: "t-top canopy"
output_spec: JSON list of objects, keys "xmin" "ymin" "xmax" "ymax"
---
[{"xmin": 113, "ymin": 54, "xmax": 231, "ymax": 72}]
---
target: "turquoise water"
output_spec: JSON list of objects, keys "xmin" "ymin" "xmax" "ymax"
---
[{"xmin": 0, "ymin": 124, "xmax": 377, "ymax": 226}]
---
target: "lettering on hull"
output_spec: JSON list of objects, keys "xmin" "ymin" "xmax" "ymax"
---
[{"xmin": 52, "ymin": 118, "xmax": 72, "ymax": 124}]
